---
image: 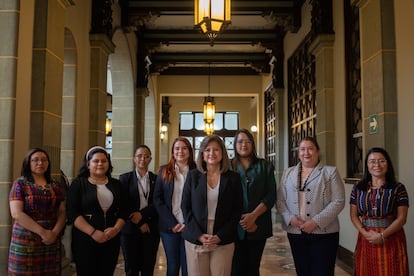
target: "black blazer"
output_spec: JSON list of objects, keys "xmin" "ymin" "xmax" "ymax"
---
[
  {"xmin": 153, "ymin": 164, "xmax": 196, "ymax": 232},
  {"xmin": 119, "ymin": 171, "xmax": 158, "ymax": 235},
  {"xmin": 66, "ymin": 176, "xmax": 129, "ymax": 231},
  {"xmin": 181, "ymin": 169, "xmax": 243, "ymax": 245}
]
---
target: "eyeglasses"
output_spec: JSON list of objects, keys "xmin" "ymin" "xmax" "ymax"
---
[
  {"xmin": 31, "ymin": 158, "xmax": 48, "ymax": 164},
  {"xmin": 236, "ymin": 139, "xmax": 252, "ymax": 145},
  {"xmin": 367, "ymin": 159, "xmax": 387, "ymax": 165},
  {"xmin": 135, "ymin": 154, "xmax": 151, "ymax": 160}
]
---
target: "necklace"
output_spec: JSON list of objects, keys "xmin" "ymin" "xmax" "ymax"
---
[
  {"xmin": 369, "ymin": 182, "xmax": 383, "ymax": 215},
  {"xmin": 298, "ymin": 164, "xmax": 313, "ymax": 191},
  {"xmin": 88, "ymin": 176, "xmax": 108, "ymax": 185}
]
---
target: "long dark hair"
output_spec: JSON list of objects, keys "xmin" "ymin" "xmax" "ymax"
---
[
  {"xmin": 78, "ymin": 146, "xmax": 113, "ymax": 178},
  {"xmin": 197, "ymin": 134, "xmax": 230, "ymax": 173},
  {"xmin": 232, "ymin": 129, "xmax": 259, "ymax": 167},
  {"xmin": 21, "ymin": 148, "xmax": 52, "ymax": 183},
  {"xmin": 357, "ymin": 147, "xmax": 397, "ymax": 190},
  {"xmin": 161, "ymin": 137, "xmax": 195, "ymax": 183}
]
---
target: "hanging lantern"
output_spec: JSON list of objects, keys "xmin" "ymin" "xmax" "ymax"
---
[
  {"xmin": 194, "ymin": 0, "xmax": 231, "ymax": 40},
  {"xmin": 204, "ymin": 121, "xmax": 215, "ymax": 135},
  {"xmin": 203, "ymin": 96, "xmax": 215, "ymax": 124}
]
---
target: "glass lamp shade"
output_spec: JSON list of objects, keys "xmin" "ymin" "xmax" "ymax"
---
[
  {"xmin": 203, "ymin": 96, "xmax": 215, "ymax": 124},
  {"xmin": 194, "ymin": 0, "xmax": 231, "ymax": 39},
  {"xmin": 204, "ymin": 121, "xmax": 215, "ymax": 135}
]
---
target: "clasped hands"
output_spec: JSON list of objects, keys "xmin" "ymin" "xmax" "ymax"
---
[
  {"xmin": 91, "ymin": 226, "xmax": 120, "ymax": 243},
  {"xmin": 172, "ymin": 223, "xmax": 185, "ymax": 233},
  {"xmin": 129, "ymin": 211, "xmax": 151, "ymax": 234},
  {"xmin": 290, "ymin": 216, "xmax": 318, "ymax": 234},
  {"xmin": 362, "ymin": 230, "xmax": 383, "ymax": 245},
  {"xmin": 198, "ymin": 234, "xmax": 221, "ymax": 248},
  {"xmin": 240, "ymin": 213, "xmax": 258, "ymax": 233},
  {"xmin": 40, "ymin": 229, "xmax": 59, "ymax": 245}
]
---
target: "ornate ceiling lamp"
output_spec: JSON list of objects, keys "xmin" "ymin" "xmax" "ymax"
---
[
  {"xmin": 203, "ymin": 64, "xmax": 215, "ymax": 135},
  {"xmin": 194, "ymin": 0, "xmax": 231, "ymax": 40}
]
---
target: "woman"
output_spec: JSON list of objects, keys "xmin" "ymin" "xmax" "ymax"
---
[
  {"xmin": 120, "ymin": 145, "xmax": 160, "ymax": 276},
  {"xmin": 276, "ymin": 136, "xmax": 345, "ymax": 276},
  {"xmin": 154, "ymin": 137, "xmax": 196, "ymax": 276},
  {"xmin": 182, "ymin": 135, "xmax": 243, "ymax": 276},
  {"xmin": 350, "ymin": 147, "xmax": 409, "ymax": 275},
  {"xmin": 66, "ymin": 146, "xmax": 127, "ymax": 276},
  {"xmin": 8, "ymin": 148, "xmax": 66, "ymax": 275},
  {"xmin": 230, "ymin": 129, "xmax": 276, "ymax": 276}
]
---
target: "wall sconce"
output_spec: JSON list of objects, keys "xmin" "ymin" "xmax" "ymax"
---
[
  {"xmin": 160, "ymin": 124, "xmax": 168, "ymax": 141},
  {"xmin": 250, "ymin": 125, "xmax": 257, "ymax": 133},
  {"xmin": 105, "ymin": 115, "xmax": 112, "ymax": 136}
]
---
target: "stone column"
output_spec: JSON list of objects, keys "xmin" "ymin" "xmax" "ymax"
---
[
  {"xmin": 136, "ymin": 87, "xmax": 148, "ymax": 144},
  {"xmin": 0, "ymin": 1, "xmax": 19, "ymax": 272},
  {"xmin": 89, "ymin": 34, "xmax": 115, "ymax": 146},
  {"xmin": 274, "ymin": 88, "xmax": 285, "ymax": 182},
  {"xmin": 355, "ymin": 0, "xmax": 398, "ymax": 161},
  {"xmin": 309, "ymin": 34, "xmax": 336, "ymax": 165},
  {"xmin": 30, "ymin": 0, "xmax": 66, "ymax": 172}
]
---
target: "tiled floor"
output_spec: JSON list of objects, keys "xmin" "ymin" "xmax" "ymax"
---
[{"xmin": 72, "ymin": 218, "xmax": 353, "ymax": 275}]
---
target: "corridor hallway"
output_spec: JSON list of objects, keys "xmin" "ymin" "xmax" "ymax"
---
[{"xmin": 106, "ymin": 215, "xmax": 353, "ymax": 276}]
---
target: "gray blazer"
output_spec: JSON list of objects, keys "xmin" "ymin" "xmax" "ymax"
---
[{"xmin": 276, "ymin": 162, "xmax": 345, "ymax": 234}]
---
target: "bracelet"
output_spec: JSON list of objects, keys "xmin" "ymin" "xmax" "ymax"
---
[
  {"xmin": 380, "ymin": 232, "xmax": 385, "ymax": 243},
  {"xmin": 90, "ymin": 228, "xmax": 96, "ymax": 236}
]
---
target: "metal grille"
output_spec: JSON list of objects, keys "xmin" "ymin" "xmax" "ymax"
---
[
  {"xmin": 345, "ymin": 2, "xmax": 363, "ymax": 178},
  {"xmin": 287, "ymin": 34, "xmax": 316, "ymax": 166},
  {"xmin": 265, "ymin": 89, "xmax": 277, "ymax": 168}
]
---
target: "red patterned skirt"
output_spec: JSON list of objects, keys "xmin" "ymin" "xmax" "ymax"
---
[
  {"xmin": 8, "ymin": 222, "xmax": 61, "ymax": 276},
  {"xmin": 354, "ymin": 227, "xmax": 408, "ymax": 276}
]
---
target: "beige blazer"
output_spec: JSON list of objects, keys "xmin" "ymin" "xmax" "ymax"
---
[{"xmin": 276, "ymin": 163, "xmax": 345, "ymax": 234}]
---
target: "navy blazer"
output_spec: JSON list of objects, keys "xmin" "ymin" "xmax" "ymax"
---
[
  {"xmin": 154, "ymin": 164, "xmax": 196, "ymax": 232},
  {"xmin": 181, "ymin": 169, "xmax": 243, "ymax": 245},
  {"xmin": 119, "ymin": 171, "xmax": 158, "ymax": 235}
]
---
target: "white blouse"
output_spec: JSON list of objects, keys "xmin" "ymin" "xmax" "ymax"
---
[{"xmin": 172, "ymin": 164, "xmax": 189, "ymax": 224}]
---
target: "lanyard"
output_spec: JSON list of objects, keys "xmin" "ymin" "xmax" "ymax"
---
[{"xmin": 136, "ymin": 171, "xmax": 149, "ymax": 202}]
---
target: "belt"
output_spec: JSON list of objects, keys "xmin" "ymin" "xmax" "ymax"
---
[{"xmin": 362, "ymin": 218, "xmax": 393, "ymax": 228}]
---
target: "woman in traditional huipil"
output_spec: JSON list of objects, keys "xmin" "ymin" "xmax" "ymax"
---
[
  {"xmin": 8, "ymin": 148, "xmax": 66, "ymax": 275},
  {"xmin": 350, "ymin": 147, "xmax": 409, "ymax": 275}
]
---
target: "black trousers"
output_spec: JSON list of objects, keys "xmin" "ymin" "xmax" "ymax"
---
[
  {"xmin": 72, "ymin": 230, "xmax": 120, "ymax": 276},
  {"xmin": 231, "ymin": 239, "xmax": 266, "ymax": 276},
  {"xmin": 120, "ymin": 232, "xmax": 160, "ymax": 276},
  {"xmin": 287, "ymin": 232, "xmax": 339, "ymax": 276}
]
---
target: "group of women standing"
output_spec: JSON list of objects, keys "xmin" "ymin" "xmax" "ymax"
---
[
  {"xmin": 277, "ymin": 138, "xmax": 409, "ymax": 276},
  {"xmin": 7, "ymin": 132, "xmax": 410, "ymax": 276},
  {"xmin": 153, "ymin": 132, "xmax": 276, "ymax": 276}
]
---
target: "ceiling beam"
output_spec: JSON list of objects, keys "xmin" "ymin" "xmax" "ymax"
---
[
  {"xmin": 127, "ymin": 0, "xmax": 297, "ymax": 14},
  {"xmin": 141, "ymin": 29, "xmax": 283, "ymax": 45}
]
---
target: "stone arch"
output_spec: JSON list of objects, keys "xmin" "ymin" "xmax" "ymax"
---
[{"xmin": 109, "ymin": 28, "xmax": 136, "ymax": 176}]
